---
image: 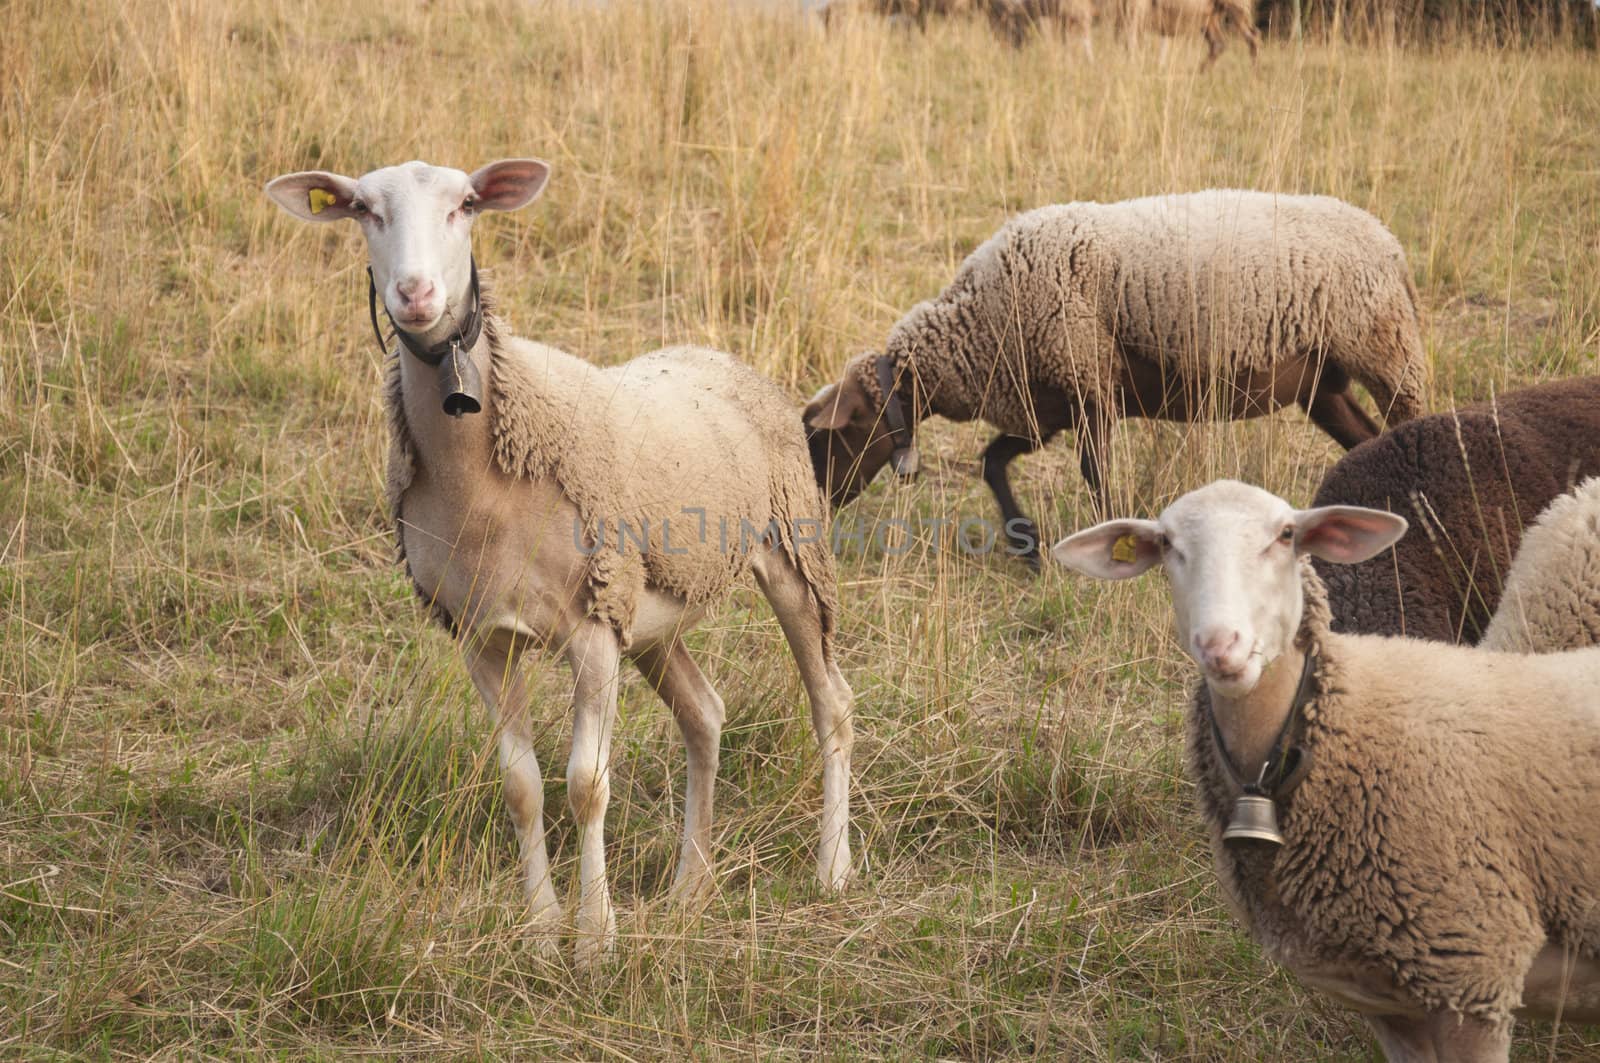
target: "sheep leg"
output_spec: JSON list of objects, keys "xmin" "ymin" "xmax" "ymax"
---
[
  {"xmin": 1075, "ymin": 404, "xmax": 1115, "ymax": 518},
  {"xmin": 633, "ymin": 639, "xmax": 726, "ymax": 903},
  {"xmin": 564, "ymin": 620, "xmax": 623, "ymax": 970},
  {"xmin": 981, "ymin": 431, "xmax": 1056, "ymax": 567},
  {"xmin": 1301, "ymin": 378, "xmax": 1381, "ymax": 450},
  {"xmin": 1201, "ymin": 20, "xmax": 1225, "ymax": 67},
  {"xmin": 465, "ymin": 634, "xmax": 562, "ymax": 956},
  {"xmin": 1241, "ymin": 20, "xmax": 1261, "ymax": 59},
  {"xmin": 751, "ymin": 547, "xmax": 855, "ymax": 891}
]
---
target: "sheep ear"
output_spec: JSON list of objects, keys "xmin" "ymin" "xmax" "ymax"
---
[
  {"xmin": 1051, "ymin": 519, "xmax": 1163, "ymax": 580},
  {"xmin": 805, "ymin": 383, "xmax": 862, "ymax": 432},
  {"xmin": 469, "ymin": 159, "xmax": 550, "ymax": 212},
  {"xmin": 265, "ymin": 170, "xmax": 361, "ymax": 223},
  {"xmin": 1293, "ymin": 505, "xmax": 1408, "ymax": 564}
]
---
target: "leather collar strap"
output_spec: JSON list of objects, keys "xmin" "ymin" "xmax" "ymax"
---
[
  {"xmin": 874, "ymin": 354, "xmax": 913, "ymax": 454},
  {"xmin": 1209, "ymin": 650, "xmax": 1318, "ymax": 802},
  {"xmin": 368, "ymin": 258, "xmax": 484, "ymax": 366}
]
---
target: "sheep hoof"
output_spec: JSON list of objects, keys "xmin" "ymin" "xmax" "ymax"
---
[
  {"xmin": 524, "ymin": 902, "xmax": 564, "ymax": 962},
  {"xmin": 573, "ymin": 905, "xmax": 617, "ymax": 972},
  {"xmin": 669, "ymin": 864, "xmax": 717, "ymax": 908}
]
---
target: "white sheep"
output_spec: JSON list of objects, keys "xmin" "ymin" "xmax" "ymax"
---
[
  {"xmin": 1482, "ymin": 476, "xmax": 1600, "ymax": 654},
  {"xmin": 805, "ymin": 190, "xmax": 1428, "ymax": 566},
  {"xmin": 1054, "ymin": 479, "xmax": 1600, "ymax": 1062},
  {"xmin": 265, "ymin": 159, "xmax": 853, "ymax": 967}
]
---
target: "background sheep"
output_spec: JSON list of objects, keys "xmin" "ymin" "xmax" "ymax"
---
[
  {"xmin": 1054, "ymin": 479, "xmax": 1600, "ymax": 1062},
  {"xmin": 1311, "ymin": 375, "xmax": 1600, "ymax": 644},
  {"xmin": 1112, "ymin": 0, "xmax": 1262, "ymax": 66},
  {"xmin": 1481, "ymin": 477, "xmax": 1600, "ymax": 654},
  {"xmin": 805, "ymin": 189, "xmax": 1428, "ymax": 566},
  {"xmin": 266, "ymin": 158, "xmax": 853, "ymax": 967},
  {"xmin": 986, "ymin": 0, "xmax": 1095, "ymax": 50},
  {"xmin": 819, "ymin": 0, "xmax": 972, "ymax": 32}
]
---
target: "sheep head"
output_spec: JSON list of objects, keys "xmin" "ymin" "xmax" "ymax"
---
[
  {"xmin": 803, "ymin": 351, "xmax": 911, "ymax": 509},
  {"xmin": 1052, "ymin": 480, "xmax": 1406, "ymax": 697},
  {"xmin": 265, "ymin": 159, "xmax": 549, "ymax": 352}
]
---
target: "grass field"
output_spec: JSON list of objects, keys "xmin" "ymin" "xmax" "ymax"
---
[{"xmin": 4, "ymin": 0, "xmax": 1600, "ymax": 1056}]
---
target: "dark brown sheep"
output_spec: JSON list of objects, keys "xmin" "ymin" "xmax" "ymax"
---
[{"xmin": 1311, "ymin": 375, "xmax": 1600, "ymax": 644}]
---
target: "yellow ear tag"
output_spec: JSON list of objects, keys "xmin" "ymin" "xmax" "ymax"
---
[
  {"xmin": 1111, "ymin": 534, "xmax": 1140, "ymax": 564},
  {"xmin": 308, "ymin": 188, "xmax": 337, "ymax": 215}
]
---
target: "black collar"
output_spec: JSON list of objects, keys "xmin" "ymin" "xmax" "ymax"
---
[
  {"xmin": 874, "ymin": 354, "xmax": 915, "ymax": 460},
  {"xmin": 368, "ymin": 258, "xmax": 483, "ymax": 367},
  {"xmin": 1208, "ymin": 650, "xmax": 1318, "ymax": 802}
]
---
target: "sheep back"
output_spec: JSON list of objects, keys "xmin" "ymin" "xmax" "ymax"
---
[
  {"xmin": 1189, "ymin": 563, "xmax": 1600, "ymax": 1022},
  {"xmin": 1481, "ymin": 477, "xmax": 1600, "ymax": 654},
  {"xmin": 887, "ymin": 190, "xmax": 1423, "ymax": 441},
  {"xmin": 1313, "ymin": 376, "xmax": 1600, "ymax": 644},
  {"xmin": 491, "ymin": 341, "xmax": 838, "ymax": 646}
]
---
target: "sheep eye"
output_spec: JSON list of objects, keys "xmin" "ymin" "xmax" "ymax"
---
[
  {"xmin": 1278, "ymin": 525, "xmax": 1294, "ymax": 544},
  {"xmin": 352, "ymin": 201, "xmax": 369, "ymax": 214}
]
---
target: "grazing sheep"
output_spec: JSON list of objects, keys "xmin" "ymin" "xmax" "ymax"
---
[
  {"xmin": 819, "ymin": 0, "xmax": 970, "ymax": 32},
  {"xmin": 1053, "ymin": 479, "xmax": 1600, "ymax": 1062},
  {"xmin": 1111, "ymin": 0, "xmax": 1261, "ymax": 66},
  {"xmin": 1481, "ymin": 477, "xmax": 1600, "ymax": 654},
  {"xmin": 805, "ymin": 189, "xmax": 1427, "ymax": 566},
  {"xmin": 266, "ymin": 159, "xmax": 853, "ymax": 967},
  {"xmin": 986, "ymin": 0, "xmax": 1094, "ymax": 51},
  {"xmin": 1311, "ymin": 375, "xmax": 1600, "ymax": 644}
]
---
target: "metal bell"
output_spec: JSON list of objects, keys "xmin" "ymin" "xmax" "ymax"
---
[
  {"xmin": 438, "ymin": 345, "xmax": 483, "ymax": 418},
  {"xmin": 1223, "ymin": 792, "xmax": 1284, "ymax": 846}
]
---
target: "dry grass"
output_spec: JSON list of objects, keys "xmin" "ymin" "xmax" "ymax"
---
[{"xmin": 3, "ymin": 0, "xmax": 1599, "ymax": 1056}]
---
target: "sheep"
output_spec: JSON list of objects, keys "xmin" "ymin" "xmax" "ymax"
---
[
  {"xmin": 985, "ymin": 0, "xmax": 1095, "ymax": 51},
  {"xmin": 1053, "ymin": 478, "xmax": 1600, "ymax": 1062},
  {"xmin": 1481, "ymin": 477, "xmax": 1600, "ymax": 654},
  {"xmin": 818, "ymin": 0, "xmax": 970, "ymax": 32},
  {"xmin": 265, "ymin": 158, "xmax": 853, "ymax": 968},
  {"xmin": 1111, "ymin": 0, "xmax": 1262, "ymax": 67},
  {"xmin": 804, "ymin": 189, "xmax": 1428, "ymax": 567},
  {"xmin": 1311, "ymin": 375, "xmax": 1600, "ymax": 644}
]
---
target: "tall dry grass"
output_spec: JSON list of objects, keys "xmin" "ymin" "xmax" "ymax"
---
[{"xmin": 2, "ymin": 0, "xmax": 1598, "ymax": 1056}]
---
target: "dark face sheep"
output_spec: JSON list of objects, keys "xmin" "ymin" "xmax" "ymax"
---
[
  {"xmin": 1312, "ymin": 375, "xmax": 1600, "ymax": 643},
  {"xmin": 804, "ymin": 351, "xmax": 910, "ymax": 508}
]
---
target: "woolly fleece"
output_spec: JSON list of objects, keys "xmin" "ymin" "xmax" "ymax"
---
[
  {"xmin": 385, "ymin": 288, "xmax": 837, "ymax": 647},
  {"xmin": 863, "ymin": 189, "xmax": 1426, "ymax": 441},
  {"xmin": 1312, "ymin": 375, "xmax": 1600, "ymax": 644},
  {"xmin": 1482, "ymin": 477, "xmax": 1600, "ymax": 654},
  {"xmin": 1190, "ymin": 560, "xmax": 1600, "ymax": 1023}
]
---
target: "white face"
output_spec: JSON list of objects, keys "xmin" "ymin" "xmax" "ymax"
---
[
  {"xmin": 265, "ymin": 158, "xmax": 550, "ymax": 342},
  {"xmin": 1051, "ymin": 479, "xmax": 1409, "ymax": 698},
  {"xmin": 349, "ymin": 162, "xmax": 479, "ymax": 333},
  {"xmin": 1156, "ymin": 482, "xmax": 1303, "ymax": 695}
]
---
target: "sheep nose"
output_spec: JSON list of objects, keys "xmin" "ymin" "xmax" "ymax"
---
[
  {"xmin": 1193, "ymin": 627, "xmax": 1246, "ymax": 674},
  {"xmin": 395, "ymin": 277, "xmax": 438, "ymax": 314}
]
